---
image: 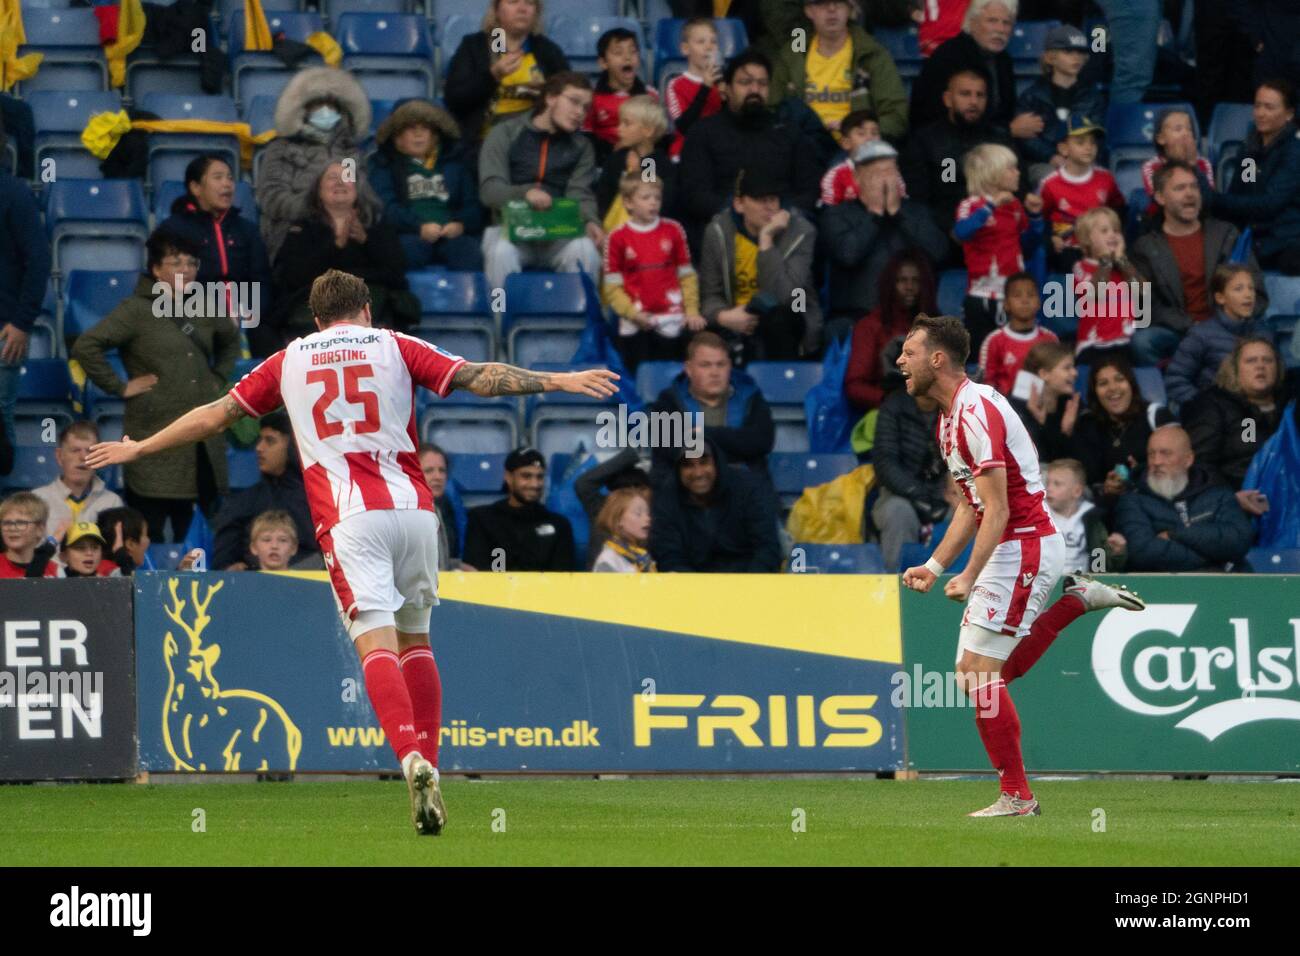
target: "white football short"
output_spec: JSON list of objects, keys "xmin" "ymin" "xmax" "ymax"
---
[
  {"xmin": 319, "ymin": 508, "xmax": 441, "ymax": 640},
  {"xmin": 956, "ymin": 532, "xmax": 1065, "ymax": 662}
]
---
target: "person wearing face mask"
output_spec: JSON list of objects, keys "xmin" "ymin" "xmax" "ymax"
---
[
  {"xmin": 256, "ymin": 67, "xmax": 373, "ymax": 262},
  {"xmin": 71, "ymin": 229, "xmax": 239, "ymax": 542},
  {"xmin": 678, "ymin": 48, "xmax": 822, "ymax": 245}
]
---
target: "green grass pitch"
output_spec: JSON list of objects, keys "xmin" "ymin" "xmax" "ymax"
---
[{"xmin": 3, "ymin": 778, "xmax": 1297, "ymax": 866}]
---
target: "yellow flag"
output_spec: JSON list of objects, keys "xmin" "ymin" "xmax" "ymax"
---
[
  {"xmin": 106, "ymin": 0, "xmax": 147, "ymax": 88},
  {"xmin": 0, "ymin": 0, "xmax": 44, "ymax": 92},
  {"xmin": 305, "ymin": 31, "xmax": 342, "ymax": 67},
  {"xmin": 245, "ymin": 0, "xmax": 274, "ymax": 52}
]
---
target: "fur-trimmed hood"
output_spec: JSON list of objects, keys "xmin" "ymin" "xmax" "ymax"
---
[
  {"xmin": 274, "ymin": 67, "xmax": 372, "ymax": 138},
  {"xmin": 376, "ymin": 99, "xmax": 460, "ymax": 147}
]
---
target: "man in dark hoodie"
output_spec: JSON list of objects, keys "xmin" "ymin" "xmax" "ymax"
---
[
  {"xmin": 1114, "ymin": 425, "xmax": 1255, "ymax": 572},
  {"xmin": 210, "ymin": 412, "xmax": 317, "ymax": 570},
  {"xmin": 650, "ymin": 437, "xmax": 781, "ymax": 573},
  {"xmin": 649, "ymin": 332, "xmax": 775, "ymax": 483},
  {"xmin": 463, "ymin": 447, "xmax": 576, "ymax": 571}
]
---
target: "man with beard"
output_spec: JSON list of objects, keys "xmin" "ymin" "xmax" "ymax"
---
[
  {"xmin": 678, "ymin": 48, "xmax": 821, "ymax": 242},
  {"xmin": 1114, "ymin": 424, "xmax": 1256, "ymax": 572},
  {"xmin": 1129, "ymin": 161, "xmax": 1269, "ymax": 366},
  {"xmin": 900, "ymin": 68, "xmax": 1013, "ymax": 260},
  {"xmin": 462, "ymin": 447, "xmax": 576, "ymax": 571}
]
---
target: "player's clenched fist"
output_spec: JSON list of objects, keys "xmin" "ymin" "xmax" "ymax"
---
[
  {"xmin": 902, "ymin": 565, "xmax": 936, "ymax": 592},
  {"xmin": 943, "ymin": 573, "xmax": 973, "ymax": 603},
  {"xmin": 554, "ymin": 368, "xmax": 620, "ymax": 399}
]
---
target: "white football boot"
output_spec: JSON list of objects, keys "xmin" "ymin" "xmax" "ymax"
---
[
  {"xmin": 403, "ymin": 753, "xmax": 447, "ymax": 836},
  {"xmin": 968, "ymin": 792, "xmax": 1042, "ymax": 817},
  {"xmin": 1063, "ymin": 573, "xmax": 1145, "ymax": 612}
]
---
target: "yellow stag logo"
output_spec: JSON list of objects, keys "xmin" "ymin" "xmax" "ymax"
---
[{"xmin": 161, "ymin": 578, "xmax": 303, "ymax": 771}]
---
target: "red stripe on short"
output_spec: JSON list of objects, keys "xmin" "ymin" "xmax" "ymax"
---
[
  {"xmin": 347, "ymin": 451, "xmax": 395, "ymax": 511},
  {"xmin": 319, "ymin": 530, "xmax": 358, "ymax": 621},
  {"xmin": 1004, "ymin": 536, "xmax": 1041, "ymax": 631}
]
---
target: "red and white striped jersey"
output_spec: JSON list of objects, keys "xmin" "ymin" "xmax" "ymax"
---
[
  {"xmin": 229, "ymin": 323, "xmax": 465, "ymax": 540},
  {"xmin": 936, "ymin": 377, "xmax": 1056, "ymax": 542}
]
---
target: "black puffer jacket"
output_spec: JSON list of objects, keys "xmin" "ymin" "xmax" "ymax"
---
[
  {"xmin": 159, "ymin": 198, "xmax": 272, "ymax": 290},
  {"xmin": 1114, "ymin": 464, "xmax": 1255, "ymax": 572},
  {"xmin": 872, "ymin": 388, "xmax": 946, "ymax": 516},
  {"xmin": 1183, "ymin": 385, "xmax": 1284, "ymax": 490}
]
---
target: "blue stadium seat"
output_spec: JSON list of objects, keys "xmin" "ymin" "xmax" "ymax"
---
[
  {"xmin": 421, "ymin": 400, "xmax": 521, "ymax": 455},
  {"xmin": 790, "ymin": 543, "xmax": 885, "ymax": 574},
  {"xmin": 635, "ymin": 360, "xmax": 681, "ymax": 403},
  {"xmin": 409, "ymin": 270, "xmax": 497, "ymax": 358},
  {"xmin": 1113, "ymin": 158, "xmax": 1146, "ymax": 200},
  {"xmin": 873, "ymin": 26, "xmax": 923, "ymax": 78},
  {"xmin": 746, "ymin": 362, "xmax": 823, "ymax": 407},
  {"xmin": 414, "ymin": 326, "xmax": 492, "ymax": 363},
  {"xmin": 2, "ymin": 446, "xmax": 61, "ymax": 492},
  {"xmin": 63, "ymin": 270, "xmax": 139, "ymax": 338},
  {"xmin": 15, "ymin": 360, "xmax": 75, "ymax": 445},
  {"xmin": 1263, "ymin": 273, "xmax": 1300, "ymax": 319},
  {"xmin": 1039, "ymin": 272, "xmax": 1078, "ymax": 338},
  {"xmin": 770, "ymin": 452, "xmax": 859, "ymax": 508},
  {"xmin": 449, "ymin": 452, "xmax": 509, "ymax": 507},
  {"xmin": 227, "ymin": 11, "xmax": 327, "ymax": 104},
  {"xmin": 227, "ymin": 447, "xmax": 262, "ymax": 489},
  {"xmin": 82, "ymin": 350, "xmax": 129, "ymax": 429},
  {"xmin": 153, "ymin": 180, "xmax": 259, "ymax": 227},
  {"xmin": 28, "ymin": 91, "xmax": 122, "ymax": 180},
  {"xmin": 336, "ymin": 13, "xmax": 435, "ymax": 100},
  {"xmin": 370, "ymin": 99, "xmax": 399, "ymax": 136},
  {"xmin": 1207, "ymin": 102, "xmax": 1254, "ymax": 165},
  {"xmin": 653, "ymin": 18, "xmax": 747, "ymax": 85},
  {"xmin": 1106, "ymin": 102, "xmax": 1198, "ymax": 165},
  {"xmin": 244, "ymin": 94, "xmax": 281, "ymax": 137},
  {"xmin": 322, "ymin": 0, "xmax": 423, "ymax": 20},
  {"xmin": 216, "ymin": 0, "xmax": 299, "ymax": 27},
  {"xmin": 502, "ymin": 272, "xmax": 590, "ymax": 366},
  {"xmin": 1008, "ymin": 20, "xmax": 1059, "ymax": 75},
  {"xmin": 28, "ymin": 319, "xmax": 58, "ymax": 361},
  {"xmin": 548, "ymin": 17, "xmax": 645, "ymax": 76},
  {"xmin": 146, "ymin": 543, "xmax": 189, "ymax": 571},
  {"xmin": 437, "ymin": 15, "xmax": 479, "ymax": 78},
  {"xmin": 16, "ymin": 8, "xmax": 108, "ymax": 93},
  {"xmin": 1247, "ymin": 548, "xmax": 1300, "ymax": 574},
  {"xmin": 543, "ymin": 0, "xmax": 622, "ymax": 22},
  {"xmin": 137, "ymin": 94, "xmax": 241, "ymax": 188},
  {"xmin": 1133, "ymin": 366, "xmax": 1167, "ymax": 407},
  {"xmin": 45, "ymin": 180, "xmax": 149, "ymax": 275},
  {"xmin": 525, "ymin": 363, "xmax": 618, "ymax": 459},
  {"xmin": 938, "ymin": 269, "xmax": 968, "ymax": 316}
]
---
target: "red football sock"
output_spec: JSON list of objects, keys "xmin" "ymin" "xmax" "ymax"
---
[
  {"xmin": 1002, "ymin": 593, "xmax": 1086, "ymax": 684},
  {"xmin": 361, "ymin": 649, "xmax": 420, "ymax": 764},
  {"xmin": 972, "ymin": 679, "xmax": 1032, "ymax": 800},
  {"xmin": 399, "ymin": 646, "xmax": 442, "ymax": 766}
]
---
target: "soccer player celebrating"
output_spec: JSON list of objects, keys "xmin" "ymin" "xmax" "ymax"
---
[
  {"xmin": 897, "ymin": 314, "xmax": 1143, "ymax": 818},
  {"xmin": 87, "ymin": 270, "xmax": 619, "ymax": 836}
]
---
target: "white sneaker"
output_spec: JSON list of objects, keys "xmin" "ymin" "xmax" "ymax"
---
[
  {"xmin": 403, "ymin": 754, "xmax": 447, "ymax": 836},
  {"xmin": 1063, "ymin": 573, "xmax": 1145, "ymax": 612},
  {"xmin": 968, "ymin": 792, "xmax": 1041, "ymax": 817}
]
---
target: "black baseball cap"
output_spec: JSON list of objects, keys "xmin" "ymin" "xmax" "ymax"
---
[
  {"xmin": 505, "ymin": 447, "xmax": 546, "ymax": 472},
  {"xmin": 735, "ymin": 165, "xmax": 784, "ymax": 199}
]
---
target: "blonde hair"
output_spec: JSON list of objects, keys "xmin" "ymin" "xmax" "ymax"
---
[
  {"xmin": 0, "ymin": 491, "xmax": 48, "ymax": 526},
  {"xmin": 481, "ymin": 0, "xmax": 543, "ymax": 34},
  {"xmin": 595, "ymin": 487, "xmax": 651, "ymax": 541},
  {"xmin": 250, "ymin": 510, "xmax": 298, "ymax": 547},
  {"xmin": 963, "ymin": 142, "xmax": 1018, "ymax": 197},
  {"xmin": 619, "ymin": 171, "xmax": 664, "ymax": 201},
  {"xmin": 619, "ymin": 94, "xmax": 668, "ymax": 140},
  {"xmin": 1046, "ymin": 458, "xmax": 1086, "ymax": 487},
  {"xmin": 1073, "ymin": 206, "xmax": 1122, "ymax": 256}
]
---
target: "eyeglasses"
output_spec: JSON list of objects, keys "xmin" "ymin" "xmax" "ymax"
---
[{"xmin": 1, "ymin": 519, "xmax": 37, "ymax": 530}]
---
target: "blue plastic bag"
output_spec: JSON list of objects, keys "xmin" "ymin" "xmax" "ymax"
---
[
  {"xmin": 544, "ymin": 447, "xmax": 599, "ymax": 567},
  {"xmin": 805, "ymin": 335, "xmax": 854, "ymax": 453},
  {"xmin": 1243, "ymin": 401, "xmax": 1300, "ymax": 548}
]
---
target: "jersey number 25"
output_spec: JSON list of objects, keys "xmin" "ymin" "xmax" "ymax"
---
[{"xmin": 306, "ymin": 364, "xmax": 380, "ymax": 439}]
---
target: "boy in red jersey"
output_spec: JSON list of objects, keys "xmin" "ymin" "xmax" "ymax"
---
[
  {"xmin": 666, "ymin": 18, "xmax": 723, "ymax": 159},
  {"xmin": 1038, "ymin": 114, "xmax": 1126, "ymax": 271},
  {"xmin": 976, "ymin": 272, "xmax": 1058, "ymax": 396}
]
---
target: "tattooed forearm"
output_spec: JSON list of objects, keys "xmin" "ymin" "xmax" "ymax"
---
[
  {"xmin": 451, "ymin": 362, "xmax": 550, "ymax": 396},
  {"xmin": 219, "ymin": 394, "xmax": 248, "ymax": 423}
]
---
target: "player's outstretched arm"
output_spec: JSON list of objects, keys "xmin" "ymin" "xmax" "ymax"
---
[
  {"xmin": 450, "ymin": 363, "xmax": 619, "ymax": 399},
  {"xmin": 85, "ymin": 395, "xmax": 247, "ymax": 469}
]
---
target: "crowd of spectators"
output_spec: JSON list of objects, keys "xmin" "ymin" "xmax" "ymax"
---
[{"xmin": 3, "ymin": 0, "xmax": 1300, "ymax": 579}]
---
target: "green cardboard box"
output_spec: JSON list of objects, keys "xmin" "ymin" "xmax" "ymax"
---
[{"xmin": 503, "ymin": 198, "xmax": 583, "ymax": 242}]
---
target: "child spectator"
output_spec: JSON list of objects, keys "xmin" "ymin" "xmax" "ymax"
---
[
  {"xmin": 665, "ymin": 18, "xmax": 723, "ymax": 159},
  {"xmin": 1141, "ymin": 107, "xmax": 1215, "ymax": 218},
  {"xmin": 591, "ymin": 488, "xmax": 656, "ymax": 573},
  {"xmin": 59, "ymin": 522, "xmax": 120, "ymax": 577},
  {"xmin": 603, "ymin": 174, "xmax": 704, "ymax": 370},
  {"xmin": 1072, "ymin": 206, "xmax": 1139, "ymax": 366},
  {"xmin": 954, "ymin": 143, "xmax": 1044, "ymax": 352},
  {"xmin": 97, "ymin": 506, "xmax": 150, "ymax": 576},
  {"xmin": 1017, "ymin": 26, "xmax": 1106, "ymax": 183},
  {"xmin": 585, "ymin": 27, "xmax": 658, "ymax": 165},
  {"xmin": 367, "ymin": 100, "xmax": 484, "ymax": 271},
  {"xmin": 596, "ymin": 96, "xmax": 677, "ymax": 230},
  {"xmin": 0, "ymin": 492, "xmax": 60, "ymax": 578},
  {"xmin": 1165, "ymin": 264, "xmax": 1272, "ymax": 407},
  {"xmin": 818, "ymin": 109, "xmax": 909, "ymax": 207},
  {"xmin": 1044, "ymin": 458, "xmax": 1124, "ymax": 573},
  {"xmin": 248, "ymin": 510, "xmax": 299, "ymax": 572},
  {"xmin": 976, "ymin": 271, "xmax": 1059, "ymax": 396},
  {"xmin": 1010, "ymin": 341, "xmax": 1080, "ymax": 463},
  {"xmin": 1038, "ymin": 115, "xmax": 1125, "ymax": 271}
]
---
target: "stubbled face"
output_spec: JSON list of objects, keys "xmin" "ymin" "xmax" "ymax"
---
[
  {"xmin": 1093, "ymin": 365, "xmax": 1134, "ymax": 418},
  {"xmin": 63, "ymin": 539, "xmax": 103, "ymax": 575},
  {"xmin": 617, "ymin": 495, "xmax": 651, "ymax": 544},
  {"xmin": 191, "ymin": 161, "xmax": 235, "ymax": 213},
  {"xmin": 252, "ymin": 530, "xmax": 296, "ymax": 571},
  {"xmin": 394, "ymin": 124, "xmax": 434, "ymax": 158},
  {"xmin": 685, "ymin": 345, "xmax": 731, "ymax": 401},
  {"xmin": 56, "ymin": 433, "xmax": 97, "ymax": 486},
  {"xmin": 496, "ymin": 0, "xmax": 537, "ymax": 35},
  {"xmin": 1044, "ymin": 468, "xmax": 1083, "ymax": 512},
  {"xmin": 679, "ymin": 454, "xmax": 717, "ymax": 497},
  {"xmin": 1216, "ymin": 271, "xmax": 1257, "ymax": 320},
  {"xmin": 1253, "ymin": 86, "xmax": 1293, "ymax": 138},
  {"xmin": 1157, "ymin": 167, "xmax": 1201, "ymax": 224},
  {"xmin": 1003, "ymin": 280, "xmax": 1040, "ymax": 326},
  {"xmin": 969, "ymin": 2, "xmax": 1014, "ymax": 52},
  {"xmin": 506, "ymin": 463, "xmax": 545, "ymax": 504},
  {"xmin": 897, "ymin": 329, "xmax": 938, "ymax": 398},
  {"xmin": 600, "ymin": 38, "xmax": 641, "ymax": 89},
  {"xmin": 421, "ymin": 450, "xmax": 448, "ymax": 498},
  {"xmin": 944, "ymin": 74, "xmax": 988, "ymax": 124},
  {"xmin": 1040, "ymin": 356, "xmax": 1078, "ymax": 396},
  {"xmin": 724, "ymin": 63, "xmax": 769, "ymax": 113},
  {"xmin": 1236, "ymin": 341, "xmax": 1278, "ymax": 397},
  {"xmin": 1146, "ymin": 429, "xmax": 1193, "ymax": 483}
]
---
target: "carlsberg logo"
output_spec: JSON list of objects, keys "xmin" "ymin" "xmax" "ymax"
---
[{"xmin": 1092, "ymin": 605, "xmax": 1300, "ymax": 740}]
